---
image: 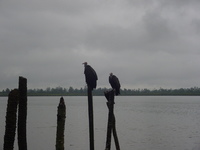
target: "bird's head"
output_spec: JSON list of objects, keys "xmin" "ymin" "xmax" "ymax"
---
[
  {"xmin": 82, "ymin": 62, "xmax": 87, "ymax": 67},
  {"xmin": 110, "ymin": 73, "xmax": 113, "ymax": 76}
]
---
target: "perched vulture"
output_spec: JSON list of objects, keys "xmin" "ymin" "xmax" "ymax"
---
[
  {"xmin": 83, "ymin": 62, "xmax": 98, "ymax": 90},
  {"xmin": 109, "ymin": 73, "xmax": 121, "ymax": 95}
]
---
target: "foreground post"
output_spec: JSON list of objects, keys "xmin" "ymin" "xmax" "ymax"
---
[
  {"xmin": 18, "ymin": 76, "xmax": 28, "ymax": 150},
  {"xmin": 4, "ymin": 89, "xmax": 19, "ymax": 150},
  {"xmin": 104, "ymin": 90, "xmax": 120, "ymax": 150},
  {"xmin": 112, "ymin": 115, "xmax": 120, "ymax": 150},
  {"xmin": 87, "ymin": 86, "xmax": 95, "ymax": 150},
  {"xmin": 56, "ymin": 97, "xmax": 66, "ymax": 150},
  {"xmin": 105, "ymin": 90, "xmax": 114, "ymax": 150}
]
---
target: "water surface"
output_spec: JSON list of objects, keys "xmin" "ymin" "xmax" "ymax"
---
[{"xmin": 1, "ymin": 96, "xmax": 200, "ymax": 150}]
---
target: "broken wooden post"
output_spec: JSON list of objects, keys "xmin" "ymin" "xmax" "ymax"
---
[
  {"xmin": 4, "ymin": 89, "xmax": 19, "ymax": 150},
  {"xmin": 18, "ymin": 76, "xmax": 28, "ymax": 150},
  {"xmin": 56, "ymin": 97, "xmax": 66, "ymax": 150},
  {"xmin": 104, "ymin": 90, "xmax": 120, "ymax": 150},
  {"xmin": 105, "ymin": 90, "xmax": 114, "ymax": 150},
  {"xmin": 112, "ymin": 115, "xmax": 120, "ymax": 150},
  {"xmin": 87, "ymin": 86, "xmax": 95, "ymax": 150}
]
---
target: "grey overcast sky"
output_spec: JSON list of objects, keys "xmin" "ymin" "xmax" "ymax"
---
[{"xmin": 0, "ymin": 0, "xmax": 200, "ymax": 90}]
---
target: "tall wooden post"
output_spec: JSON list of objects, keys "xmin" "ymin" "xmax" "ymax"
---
[
  {"xmin": 87, "ymin": 86, "xmax": 94, "ymax": 150},
  {"xmin": 112, "ymin": 115, "xmax": 120, "ymax": 150},
  {"xmin": 18, "ymin": 76, "xmax": 28, "ymax": 150},
  {"xmin": 104, "ymin": 90, "xmax": 120, "ymax": 150},
  {"xmin": 105, "ymin": 90, "xmax": 114, "ymax": 150},
  {"xmin": 56, "ymin": 97, "xmax": 66, "ymax": 150},
  {"xmin": 4, "ymin": 89, "xmax": 19, "ymax": 150}
]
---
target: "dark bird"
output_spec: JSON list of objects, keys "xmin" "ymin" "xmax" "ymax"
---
[
  {"xmin": 109, "ymin": 73, "xmax": 121, "ymax": 95},
  {"xmin": 83, "ymin": 62, "xmax": 98, "ymax": 90}
]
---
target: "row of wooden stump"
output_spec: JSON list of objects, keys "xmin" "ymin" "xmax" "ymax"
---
[{"xmin": 3, "ymin": 77, "xmax": 120, "ymax": 150}]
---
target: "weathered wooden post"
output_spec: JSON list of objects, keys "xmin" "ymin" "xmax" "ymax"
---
[
  {"xmin": 18, "ymin": 76, "xmax": 28, "ymax": 150},
  {"xmin": 4, "ymin": 89, "xmax": 19, "ymax": 150},
  {"xmin": 87, "ymin": 86, "xmax": 95, "ymax": 150},
  {"xmin": 104, "ymin": 90, "xmax": 120, "ymax": 150},
  {"xmin": 105, "ymin": 90, "xmax": 114, "ymax": 150},
  {"xmin": 56, "ymin": 97, "xmax": 66, "ymax": 150},
  {"xmin": 112, "ymin": 115, "xmax": 120, "ymax": 150}
]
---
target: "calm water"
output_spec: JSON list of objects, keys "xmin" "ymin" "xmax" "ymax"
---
[{"xmin": 1, "ymin": 96, "xmax": 200, "ymax": 150}]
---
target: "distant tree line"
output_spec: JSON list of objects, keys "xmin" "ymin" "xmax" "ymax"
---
[{"xmin": 0, "ymin": 86, "xmax": 200, "ymax": 96}]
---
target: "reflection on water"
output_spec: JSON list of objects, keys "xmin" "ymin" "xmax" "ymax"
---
[{"xmin": 1, "ymin": 96, "xmax": 200, "ymax": 150}]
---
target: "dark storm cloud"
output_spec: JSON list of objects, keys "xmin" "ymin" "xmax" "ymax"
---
[{"xmin": 0, "ymin": 0, "xmax": 200, "ymax": 90}]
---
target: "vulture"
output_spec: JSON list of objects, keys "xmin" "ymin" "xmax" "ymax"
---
[
  {"xmin": 109, "ymin": 73, "xmax": 121, "ymax": 95},
  {"xmin": 83, "ymin": 62, "xmax": 98, "ymax": 90}
]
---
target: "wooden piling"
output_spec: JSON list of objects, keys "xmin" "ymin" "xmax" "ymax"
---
[
  {"xmin": 104, "ymin": 90, "xmax": 120, "ymax": 150},
  {"xmin": 87, "ymin": 86, "xmax": 95, "ymax": 150},
  {"xmin": 112, "ymin": 115, "xmax": 120, "ymax": 150},
  {"xmin": 56, "ymin": 97, "xmax": 66, "ymax": 150},
  {"xmin": 105, "ymin": 90, "xmax": 114, "ymax": 150},
  {"xmin": 4, "ymin": 89, "xmax": 19, "ymax": 150},
  {"xmin": 18, "ymin": 76, "xmax": 28, "ymax": 150}
]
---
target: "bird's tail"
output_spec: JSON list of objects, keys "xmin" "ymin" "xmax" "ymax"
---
[{"xmin": 115, "ymin": 89, "xmax": 120, "ymax": 96}]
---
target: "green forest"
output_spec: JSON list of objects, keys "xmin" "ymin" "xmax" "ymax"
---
[{"xmin": 0, "ymin": 86, "xmax": 200, "ymax": 96}]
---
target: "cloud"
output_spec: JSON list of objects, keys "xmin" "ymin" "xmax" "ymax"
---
[{"xmin": 0, "ymin": 0, "xmax": 200, "ymax": 90}]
